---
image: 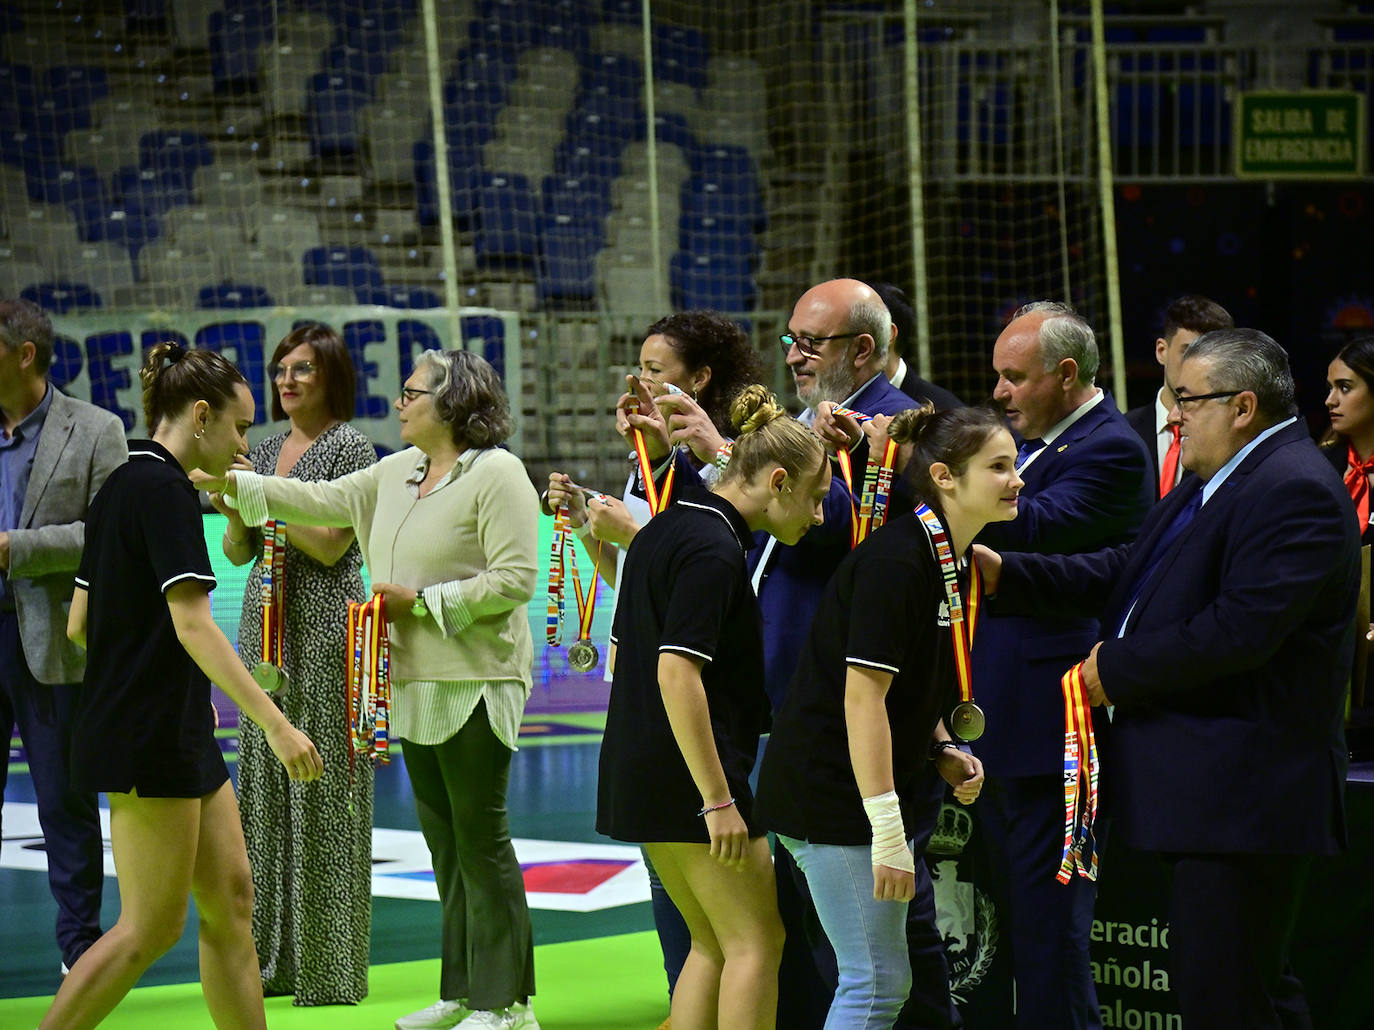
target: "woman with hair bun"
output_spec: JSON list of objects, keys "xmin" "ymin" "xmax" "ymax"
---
[
  {"xmin": 754, "ymin": 404, "xmax": 1022, "ymax": 1030},
  {"xmin": 597, "ymin": 385, "xmax": 831, "ymax": 1030},
  {"xmin": 41, "ymin": 343, "xmax": 323, "ymax": 1030}
]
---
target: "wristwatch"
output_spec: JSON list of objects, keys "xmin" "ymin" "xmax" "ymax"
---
[{"xmin": 411, "ymin": 589, "xmax": 429, "ymax": 619}]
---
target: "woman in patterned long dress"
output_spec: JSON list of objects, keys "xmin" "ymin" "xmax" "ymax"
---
[{"xmin": 215, "ymin": 324, "xmax": 377, "ymax": 1005}]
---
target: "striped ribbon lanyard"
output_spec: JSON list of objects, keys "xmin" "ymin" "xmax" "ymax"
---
[
  {"xmin": 832, "ymin": 406, "xmax": 898, "ymax": 548},
  {"xmin": 260, "ymin": 519, "xmax": 286, "ymax": 669},
  {"xmin": 913, "ymin": 503, "xmax": 984, "ymax": 741},
  {"xmin": 547, "ymin": 506, "xmax": 601, "ymax": 652},
  {"xmin": 546, "ymin": 507, "xmax": 569, "ymax": 645},
  {"xmin": 346, "ymin": 594, "xmax": 391, "ymax": 767},
  {"xmin": 1057, "ymin": 661, "xmax": 1099, "ymax": 883}
]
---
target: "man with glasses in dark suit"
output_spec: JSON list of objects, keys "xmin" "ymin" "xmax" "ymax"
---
[{"xmin": 980, "ymin": 328, "xmax": 1356, "ymax": 1029}]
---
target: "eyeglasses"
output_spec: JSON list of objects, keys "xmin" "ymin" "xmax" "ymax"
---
[
  {"xmin": 1171, "ymin": 388, "xmax": 1241, "ymax": 412},
  {"xmin": 270, "ymin": 361, "xmax": 317, "ymax": 381},
  {"xmin": 779, "ymin": 331, "xmax": 861, "ymax": 360},
  {"xmin": 399, "ymin": 386, "xmax": 435, "ymax": 405}
]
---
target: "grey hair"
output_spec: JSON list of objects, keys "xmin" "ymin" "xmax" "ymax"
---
[
  {"xmin": 0, "ymin": 298, "xmax": 54, "ymax": 373},
  {"xmin": 1013, "ymin": 301, "xmax": 1098, "ymax": 387},
  {"xmin": 1183, "ymin": 328, "xmax": 1295, "ymax": 422},
  {"xmin": 850, "ymin": 296, "xmax": 891, "ymax": 366},
  {"xmin": 414, "ymin": 348, "xmax": 513, "ymax": 448}
]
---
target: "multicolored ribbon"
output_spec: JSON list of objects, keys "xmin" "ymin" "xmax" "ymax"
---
[
  {"xmin": 546, "ymin": 507, "xmax": 569, "ymax": 644},
  {"xmin": 346, "ymin": 594, "xmax": 391, "ymax": 765},
  {"xmin": 832, "ymin": 406, "xmax": 898, "ymax": 547},
  {"xmin": 260, "ymin": 519, "xmax": 286, "ymax": 670},
  {"xmin": 914, "ymin": 502, "xmax": 982, "ymax": 721},
  {"xmin": 1057, "ymin": 661, "xmax": 1099, "ymax": 883},
  {"xmin": 547, "ymin": 506, "xmax": 601, "ymax": 649}
]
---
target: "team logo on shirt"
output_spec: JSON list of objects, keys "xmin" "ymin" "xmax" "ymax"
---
[{"xmin": 937, "ymin": 601, "xmax": 951, "ymax": 627}]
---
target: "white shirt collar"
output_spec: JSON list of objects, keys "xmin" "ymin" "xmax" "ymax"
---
[
  {"xmin": 890, "ymin": 357, "xmax": 908, "ymax": 390},
  {"xmin": 1154, "ymin": 388, "xmax": 1173, "ymax": 435},
  {"xmin": 1201, "ymin": 417, "xmax": 1296, "ymax": 505},
  {"xmin": 1042, "ymin": 388, "xmax": 1104, "ymax": 446}
]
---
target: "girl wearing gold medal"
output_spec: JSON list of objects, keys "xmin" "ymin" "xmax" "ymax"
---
[{"xmin": 754, "ymin": 405, "xmax": 1021, "ymax": 1030}]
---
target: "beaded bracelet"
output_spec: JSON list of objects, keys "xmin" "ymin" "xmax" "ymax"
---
[
  {"xmin": 713, "ymin": 440, "xmax": 734, "ymax": 472},
  {"xmin": 697, "ymin": 797, "xmax": 736, "ymax": 817},
  {"xmin": 929, "ymin": 739, "xmax": 962, "ymax": 759}
]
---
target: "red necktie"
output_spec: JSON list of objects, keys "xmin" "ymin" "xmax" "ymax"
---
[
  {"xmin": 1159, "ymin": 424, "xmax": 1181, "ymax": 497},
  {"xmin": 1344, "ymin": 442, "xmax": 1374, "ymax": 530}
]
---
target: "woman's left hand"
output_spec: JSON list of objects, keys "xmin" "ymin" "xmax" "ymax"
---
[
  {"xmin": 936, "ymin": 748, "xmax": 985, "ymax": 805},
  {"xmin": 585, "ymin": 493, "xmax": 640, "ymax": 548},
  {"xmin": 705, "ymin": 805, "xmax": 750, "ymax": 869},
  {"xmin": 656, "ymin": 391, "xmax": 726, "ymax": 465},
  {"xmin": 370, "ymin": 582, "xmax": 420, "ymax": 619}
]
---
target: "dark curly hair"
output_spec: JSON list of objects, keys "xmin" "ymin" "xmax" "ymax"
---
[{"xmin": 645, "ymin": 310, "xmax": 761, "ymax": 436}]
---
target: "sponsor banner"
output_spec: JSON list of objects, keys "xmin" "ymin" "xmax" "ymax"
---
[{"xmin": 47, "ymin": 306, "xmax": 523, "ymax": 454}]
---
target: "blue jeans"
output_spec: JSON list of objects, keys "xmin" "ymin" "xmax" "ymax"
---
[{"xmin": 780, "ymin": 836, "xmax": 912, "ymax": 1030}]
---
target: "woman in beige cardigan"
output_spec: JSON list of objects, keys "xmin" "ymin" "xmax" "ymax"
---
[{"xmin": 204, "ymin": 349, "xmax": 540, "ymax": 1030}]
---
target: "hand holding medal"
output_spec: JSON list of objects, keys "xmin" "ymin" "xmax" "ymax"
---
[{"xmin": 546, "ymin": 500, "xmax": 605, "ymax": 675}]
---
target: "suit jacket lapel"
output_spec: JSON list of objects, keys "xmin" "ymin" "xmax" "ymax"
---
[{"xmin": 21, "ymin": 391, "xmax": 74, "ymax": 527}]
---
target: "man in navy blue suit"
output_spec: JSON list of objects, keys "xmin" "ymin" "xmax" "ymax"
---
[
  {"xmin": 981, "ymin": 328, "xmax": 1357, "ymax": 1029},
  {"xmin": 971, "ymin": 302, "xmax": 1152, "ymax": 1029}
]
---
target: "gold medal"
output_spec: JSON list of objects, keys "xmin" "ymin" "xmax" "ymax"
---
[
  {"xmin": 252, "ymin": 661, "xmax": 289, "ymax": 694},
  {"xmin": 950, "ymin": 700, "xmax": 985, "ymax": 741},
  {"xmin": 567, "ymin": 639, "xmax": 600, "ymax": 673}
]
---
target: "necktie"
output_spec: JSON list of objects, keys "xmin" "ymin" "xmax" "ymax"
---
[
  {"xmin": 1119, "ymin": 487, "xmax": 1203, "ymax": 633},
  {"xmin": 1016, "ymin": 438, "xmax": 1043, "ymax": 468},
  {"xmin": 1159, "ymin": 424, "xmax": 1181, "ymax": 497},
  {"xmin": 1344, "ymin": 442, "xmax": 1374, "ymax": 530}
]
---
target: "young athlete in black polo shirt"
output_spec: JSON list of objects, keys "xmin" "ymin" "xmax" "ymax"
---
[
  {"xmin": 41, "ymin": 344, "xmax": 321, "ymax": 1030},
  {"xmin": 754, "ymin": 405, "xmax": 1022, "ymax": 1029},
  {"xmin": 598, "ymin": 385, "xmax": 830, "ymax": 1030}
]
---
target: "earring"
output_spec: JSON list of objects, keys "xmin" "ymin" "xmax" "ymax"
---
[{"xmin": 194, "ymin": 427, "xmax": 204, "ymax": 440}]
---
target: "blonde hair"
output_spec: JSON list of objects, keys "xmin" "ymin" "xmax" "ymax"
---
[{"xmin": 719, "ymin": 385, "xmax": 826, "ymax": 486}]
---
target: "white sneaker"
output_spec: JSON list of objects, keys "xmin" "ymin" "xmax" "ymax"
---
[
  {"xmin": 395, "ymin": 998, "xmax": 469, "ymax": 1030},
  {"xmin": 455, "ymin": 1002, "xmax": 539, "ymax": 1030}
]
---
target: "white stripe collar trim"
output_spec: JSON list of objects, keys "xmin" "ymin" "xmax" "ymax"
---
[
  {"xmin": 128, "ymin": 449, "xmax": 167, "ymax": 461},
  {"xmin": 678, "ymin": 499, "xmax": 743, "ymax": 551}
]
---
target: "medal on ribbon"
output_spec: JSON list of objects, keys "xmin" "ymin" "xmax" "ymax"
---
[
  {"xmin": 346, "ymin": 594, "xmax": 391, "ymax": 765},
  {"xmin": 548, "ymin": 504, "xmax": 604, "ymax": 674},
  {"xmin": 914, "ymin": 503, "xmax": 985, "ymax": 741},
  {"xmin": 1056, "ymin": 660, "xmax": 1099, "ymax": 883},
  {"xmin": 252, "ymin": 519, "xmax": 290, "ymax": 694}
]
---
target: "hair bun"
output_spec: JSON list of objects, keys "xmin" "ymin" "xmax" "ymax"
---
[
  {"xmin": 887, "ymin": 401, "xmax": 937, "ymax": 445},
  {"xmin": 729, "ymin": 383, "xmax": 785, "ymax": 436}
]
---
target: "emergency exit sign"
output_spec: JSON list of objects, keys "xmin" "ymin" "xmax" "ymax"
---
[{"xmin": 1236, "ymin": 91, "xmax": 1365, "ymax": 178}]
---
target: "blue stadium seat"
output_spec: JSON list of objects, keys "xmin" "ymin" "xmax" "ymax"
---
[
  {"xmin": 209, "ymin": 6, "xmax": 273, "ymax": 93},
  {"xmin": 44, "ymin": 65, "xmax": 111, "ymax": 106},
  {"xmin": 22, "ymin": 93, "xmax": 92, "ymax": 138},
  {"xmin": 538, "ymin": 21, "xmax": 591, "ymax": 54},
  {"xmin": 670, "ymin": 252, "xmax": 755, "ymax": 312},
  {"xmin": 641, "ymin": 111, "xmax": 695, "ymax": 151},
  {"xmin": 581, "ymin": 52, "xmax": 643, "ymax": 100},
  {"xmin": 678, "ymin": 212, "xmax": 758, "ymax": 266},
  {"xmin": 682, "ymin": 177, "xmax": 765, "ymax": 228},
  {"xmin": 536, "ymin": 216, "xmax": 599, "ymax": 305},
  {"xmin": 308, "ymin": 72, "xmax": 371, "ymax": 159},
  {"xmin": 198, "ymin": 282, "xmax": 275, "ymax": 308},
  {"xmin": 23, "ymin": 280, "xmax": 102, "ymax": 312},
  {"xmin": 455, "ymin": 47, "xmax": 520, "ymax": 88},
  {"xmin": 689, "ymin": 144, "xmax": 758, "ymax": 180},
  {"xmin": 460, "ymin": 314, "xmax": 508, "ymax": 381},
  {"xmin": 75, "ymin": 206, "xmax": 161, "ymax": 261},
  {"xmin": 413, "ymin": 140, "xmax": 481, "ymax": 227},
  {"xmin": 324, "ymin": 44, "xmax": 387, "ymax": 87},
  {"xmin": 473, "ymin": 172, "xmax": 538, "ymax": 268},
  {"xmin": 23, "ymin": 161, "xmax": 105, "ymax": 207},
  {"xmin": 302, "ymin": 244, "xmax": 385, "ymax": 297},
  {"xmin": 653, "ymin": 25, "xmax": 708, "ymax": 90},
  {"xmin": 0, "ymin": 64, "xmax": 38, "ymax": 111},
  {"xmin": 139, "ymin": 131, "xmax": 214, "ymax": 178},
  {"xmin": 360, "ymin": 285, "xmax": 444, "ymax": 308},
  {"xmin": 541, "ymin": 175, "xmax": 611, "ymax": 223},
  {"xmin": 113, "ymin": 166, "xmax": 194, "ymax": 216},
  {"xmin": 602, "ymin": 0, "xmax": 639, "ymax": 24},
  {"xmin": 0, "ymin": 128, "xmax": 60, "ymax": 168}
]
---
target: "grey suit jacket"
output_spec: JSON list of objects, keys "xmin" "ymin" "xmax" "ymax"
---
[{"xmin": 8, "ymin": 388, "xmax": 126, "ymax": 684}]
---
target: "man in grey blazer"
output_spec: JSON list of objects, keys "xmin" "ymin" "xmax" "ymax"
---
[{"xmin": 0, "ymin": 298, "xmax": 126, "ymax": 972}]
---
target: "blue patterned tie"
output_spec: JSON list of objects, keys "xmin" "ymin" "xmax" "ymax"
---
[{"xmin": 1016, "ymin": 438, "xmax": 1043, "ymax": 467}]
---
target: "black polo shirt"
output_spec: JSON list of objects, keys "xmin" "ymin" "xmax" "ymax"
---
[
  {"xmin": 755, "ymin": 511, "xmax": 959, "ymax": 845},
  {"xmin": 597, "ymin": 487, "xmax": 770, "ymax": 844},
  {"xmin": 71, "ymin": 439, "xmax": 228, "ymax": 797}
]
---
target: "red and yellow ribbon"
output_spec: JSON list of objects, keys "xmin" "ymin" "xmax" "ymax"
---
[
  {"xmin": 1057, "ymin": 661, "xmax": 1099, "ymax": 884},
  {"xmin": 632, "ymin": 428, "xmax": 677, "ymax": 516}
]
